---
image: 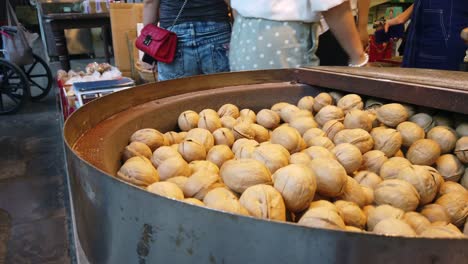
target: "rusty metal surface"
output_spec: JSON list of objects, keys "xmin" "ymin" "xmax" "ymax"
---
[{"xmin": 64, "ymin": 68, "xmax": 468, "ymax": 264}]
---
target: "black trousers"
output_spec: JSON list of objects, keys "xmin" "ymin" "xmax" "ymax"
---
[{"xmin": 316, "ymin": 30, "xmax": 349, "ymax": 66}]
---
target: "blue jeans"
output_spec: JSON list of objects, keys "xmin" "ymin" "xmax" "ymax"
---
[{"xmin": 158, "ymin": 21, "xmax": 231, "ymax": 81}]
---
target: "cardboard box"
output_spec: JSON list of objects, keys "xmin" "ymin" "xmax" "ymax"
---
[{"xmin": 110, "ymin": 3, "xmax": 144, "ymax": 76}]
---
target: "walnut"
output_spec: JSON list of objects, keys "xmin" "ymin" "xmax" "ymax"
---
[
  {"xmin": 158, "ymin": 156, "xmax": 191, "ymax": 181},
  {"xmin": 218, "ymin": 103, "xmax": 240, "ymax": 118},
  {"xmin": 183, "ymin": 198, "xmax": 205, "ymax": 207},
  {"xmin": 337, "ymin": 176, "xmax": 367, "ymax": 207},
  {"xmin": 232, "ymin": 138, "xmax": 259, "ymax": 154},
  {"xmin": 186, "ymin": 128, "xmax": 214, "ymax": 151},
  {"xmin": 335, "ymin": 200, "xmax": 366, "ymax": 229},
  {"xmin": 198, "ymin": 112, "xmax": 222, "ymax": 132},
  {"xmin": 420, "ymin": 222, "xmax": 465, "ymax": 238},
  {"xmin": 407, "ymin": 139, "xmax": 441, "ymax": 165},
  {"xmin": 421, "ymin": 204, "xmax": 451, "ymax": 223},
  {"xmin": 239, "ymin": 109, "xmax": 257, "ymax": 123},
  {"xmin": 343, "ymin": 109, "xmax": 373, "ymax": 132},
  {"xmin": 130, "ymin": 128, "xmax": 166, "ymax": 151},
  {"xmin": 456, "ymin": 123, "xmax": 468, "ymax": 137},
  {"xmin": 314, "ymin": 105, "xmax": 345, "ymax": 126},
  {"xmin": 270, "ymin": 102, "xmax": 290, "ymax": 114},
  {"xmin": 147, "ymin": 182, "xmax": 184, "ymax": 200},
  {"xmin": 289, "ymin": 116, "xmax": 318, "ymax": 135},
  {"xmin": 313, "ymin": 92, "xmax": 333, "ymax": 113},
  {"xmin": 376, "ymin": 103, "xmax": 408, "ymax": 127},
  {"xmin": 306, "ymin": 136, "xmax": 335, "ymax": 151},
  {"xmin": 203, "ymin": 187, "xmax": 249, "ymax": 216},
  {"xmin": 178, "ymin": 139, "xmax": 206, "ymax": 162},
  {"xmin": 303, "ymin": 146, "xmax": 336, "ymax": 160},
  {"xmin": 409, "ymin": 113, "xmax": 435, "ymax": 132},
  {"xmin": 379, "ymin": 157, "xmax": 412, "ymax": 180},
  {"xmin": 183, "ymin": 171, "xmax": 222, "ymax": 200},
  {"xmin": 396, "ymin": 121, "xmax": 425, "ymax": 147},
  {"xmin": 289, "ymin": 152, "xmax": 312, "ymax": 165},
  {"xmin": 199, "ymin": 109, "xmax": 218, "ymax": 117},
  {"xmin": 461, "ymin": 168, "xmax": 468, "ymax": 189},
  {"xmin": 220, "ymin": 159, "xmax": 272, "ymax": 193},
  {"xmin": 438, "ymin": 181, "xmax": 467, "ymax": 197},
  {"xmin": 397, "ymin": 165, "xmax": 438, "ymax": 205},
  {"xmin": 331, "ymin": 143, "xmax": 363, "ymax": 174},
  {"xmin": 298, "ymin": 207, "xmax": 346, "ymax": 231},
  {"xmin": 309, "ymin": 200, "xmax": 341, "ymax": 214},
  {"xmin": 435, "ymin": 192, "xmax": 468, "ymax": 227},
  {"xmin": 455, "ymin": 136, "xmax": 468, "ymax": 163},
  {"xmin": 370, "ymin": 127, "xmax": 402, "ymax": 157},
  {"xmin": 256, "ymin": 109, "xmax": 281, "ymax": 129},
  {"xmin": 367, "ymin": 204, "xmax": 404, "ymax": 231},
  {"xmin": 308, "ymin": 158, "xmax": 348, "ymax": 197},
  {"xmin": 117, "ymin": 156, "xmax": 159, "ymax": 186},
  {"xmin": 251, "ymin": 144, "xmax": 290, "ymax": 174},
  {"xmin": 234, "ymin": 144, "xmax": 257, "ymax": 159},
  {"xmin": 436, "ymin": 154, "xmax": 464, "ymax": 182},
  {"xmin": 166, "ymin": 176, "xmax": 189, "ymax": 191},
  {"xmin": 220, "ymin": 116, "xmax": 237, "ymax": 129},
  {"xmin": 189, "ymin": 160, "xmax": 219, "ymax": 174},
  {"xmin": 303, "ymin": 128, "xmax": 326, "ymax": 143},
  {"xmin": 329, "ymin": 91, "xmax": 344, "ymax": 104},
  {"xmin": 206, "ymin": 145, "xmax": 234, "ymax": 168},
  {"xmin": 279, "ymin": 104, "xmax": 300, "ymax": 123},
  {"xmin": 178, "ymin": 110, "xmax": 200, "ymax": 131},
  {"xmin": 239, "ymin": 184, "xmax": 286, "ymax": 221},
  {"xmin": 272, "ymin": 164, "xmax": 317, "ymax": 212},
  {"xmin": 361, "ymin": 186, "xmax": 375, "ymax": 205},
  {"xmin": 151, "ymin": 146, "xmax": 182, "ymax": 167},
  {"xmin": 333, "ymin": 128, "xmax": 374, "ymax": 154},
  {"xmin": 297, "ymin": 96, "xmax": 315, "ymax": 111},
  {"xmin": 364, "ymin": 98, "xmax": 384, "ymax": 111},
  {"xmin": 433, "ymin": 113, "xmax": 454, "ymax": 127},
  {"xmin": 373, "ymin": 218, "xmax": 416, "ymax": 237},
  {"xmin": 122, "ymin": 141, "xmax": 153, "ymax": 161},
  {"xmin": 271, "ymin": 126, "xmax": 305, "ymax": 153},
  {"xmin": 212, "ymin": 127, "xmax": 235, "ymax": 147},
  {"xmin": 164, "ymin": 131, "xmax": 185, "ymax": 145},
  {"xmin": 374, "ymin": 179, "xmax": 420, "ymax": 212},
  {"xmin": 337, "ymin": 94, "xmax": 364, "ymax": 114},
  {"xmin": 322, "ymin": 120, "xmax": 345, "ymax": 140},
  {"xmin": 354, "ymin": 170, "xmax": 382, "ymax": 189},
  {"xmin": 232, "ymin": 121, "xmax": 255, "ymax": 140},
  {"xmin": 427, "ymin": 126, "xmax": 458, "ymax": 153},
  {"xmin": 403, "ymin": 212, "xmax": 431, "ymax": 235},
  {"xmin": 251, "ymin": 123, "xmax": 270, "ymax": 142},
  {"xmin": 360, "ymin": 150, "xmax": 388, "ymax": 174}
]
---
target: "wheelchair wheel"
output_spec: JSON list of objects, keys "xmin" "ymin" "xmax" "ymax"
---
[
  {"xmin": 0, "ymin": 59, "xmax": 29, "ymax": 114},
  {"xmin": 21, "ymin": 54, "xmax": 53, "ymax": 101}
]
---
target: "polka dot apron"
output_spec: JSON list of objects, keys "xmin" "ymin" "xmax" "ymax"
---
[{"xmin": 229, "ymin": 14, "xmax": 320, "ymax": 71}]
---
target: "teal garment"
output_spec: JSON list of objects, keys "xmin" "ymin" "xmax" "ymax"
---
[{"xmin": 229, "ymin": 14, "xmax": 320, "ymax": 71}]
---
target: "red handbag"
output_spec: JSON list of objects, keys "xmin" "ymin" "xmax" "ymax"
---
[
  {"xmin": 135, "ymin": 0, "xmax": 188, "ymax": 64},
  {"xmin": 136, "ymin": 24, "xmax": 177, "ymax": 63}
]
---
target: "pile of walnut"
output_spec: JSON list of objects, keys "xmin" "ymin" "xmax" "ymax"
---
[{"xmin": 117, "ymin": 92, "xmax": 468, "ymax": 238}]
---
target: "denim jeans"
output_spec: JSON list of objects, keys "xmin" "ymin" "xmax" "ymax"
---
[{"xmin": 158, "ymin": 21, "xmax": 231, "ymax": 81}]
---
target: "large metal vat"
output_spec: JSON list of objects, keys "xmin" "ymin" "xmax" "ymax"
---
[{"xmin": 64, "ymin": 67, "xmax": 468, "ymax": 264}]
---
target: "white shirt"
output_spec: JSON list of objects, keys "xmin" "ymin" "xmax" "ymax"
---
[
  {"xmin": 319, "ymin": 0, "xmax": 357, "ymax": 35},
  {"xmin": 231, "ymin": 0, "xmax": 348, "ymax": 23}
]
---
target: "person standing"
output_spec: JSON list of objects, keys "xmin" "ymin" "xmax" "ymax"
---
[
  {"xmin": 316, "ymin": 0, "xmax": 371, "ymax": 66},
  {"xmin": 143, "ymin": 0, "xmax": 232, "ymax": 81},
  {"xmin": 228, "ymin": 0, "xmax": 368, "ymax": 71},
  {"xmin": 385, "ymin": 0, "xmax": 468, "ymax": 71}
]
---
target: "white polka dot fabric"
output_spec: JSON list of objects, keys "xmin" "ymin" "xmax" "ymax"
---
[{"xmin": 229, "ymin": 15, "xmax": 320, "ymax": 71}]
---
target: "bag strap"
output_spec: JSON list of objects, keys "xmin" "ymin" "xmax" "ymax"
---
[
  {"xmin": 6, "ymin": 0, "xmax": 21, "ymax": 27},
  {"xmin": 170, "ymin": 0, "xmax": 189, "ymax": 28}
]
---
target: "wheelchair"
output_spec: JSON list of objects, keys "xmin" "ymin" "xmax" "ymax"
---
[{"xmin": 0, "ymin": 27, "xmax": 53, "ymax": 114}]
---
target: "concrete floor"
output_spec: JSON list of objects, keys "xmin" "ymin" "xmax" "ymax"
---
[
  {"xmin": 0, "ymin": 66, "xmax": 71, "ymax": 263},
  {"xmin": 0, "ymin": 38, "xmax": 106, "ymax": 263}
]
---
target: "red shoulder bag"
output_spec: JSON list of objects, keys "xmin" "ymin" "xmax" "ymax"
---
[{"xmin": 135, "ymin": 0, "xmax": 188, "ymax": 64}]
